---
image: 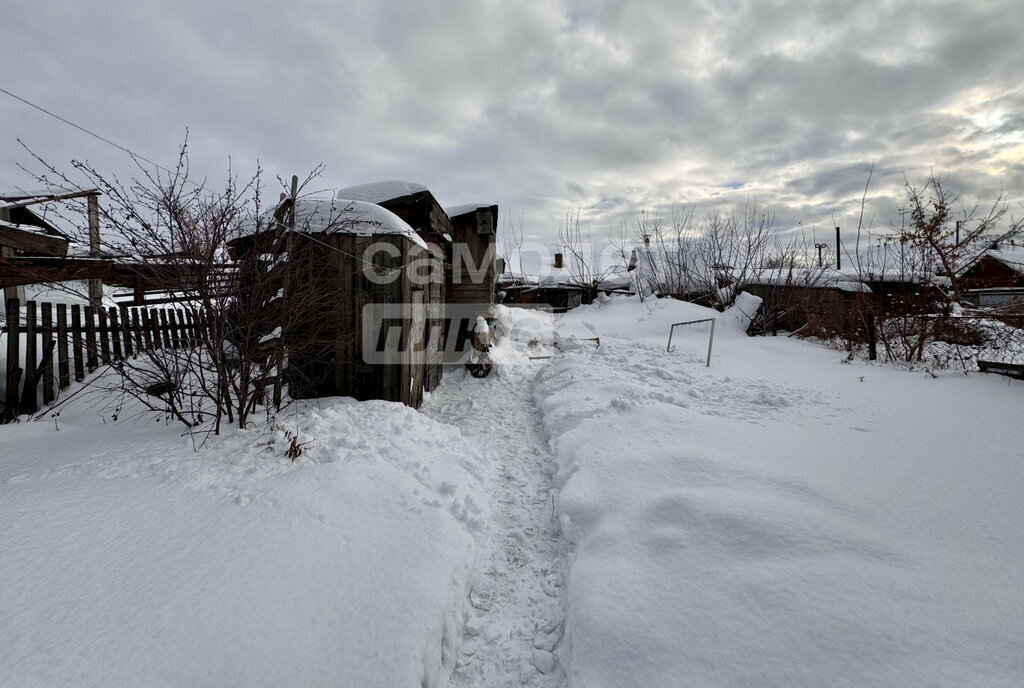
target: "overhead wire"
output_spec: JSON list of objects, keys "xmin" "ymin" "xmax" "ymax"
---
[{"xmin": 1, "ymin": 85, "xmax": 422, "ymax": 272}]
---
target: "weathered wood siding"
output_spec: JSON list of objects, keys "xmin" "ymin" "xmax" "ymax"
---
[{"xmin": 448, "ymin": 206, "xmax": 497, "ymax": 309}]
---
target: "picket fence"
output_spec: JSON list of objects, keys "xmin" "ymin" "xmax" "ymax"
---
[{"xmin": 2, "ymin": 298, "xmax": 206, "ymax": 421}]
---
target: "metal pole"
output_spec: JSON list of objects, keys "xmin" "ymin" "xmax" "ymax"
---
[
  {"xmin": 835, "ymin": 227, "xmax": 841, "ymax": 270},
  {"xmin": 706, "ymin": 319, "xmax": 715, "ymax": 367}
]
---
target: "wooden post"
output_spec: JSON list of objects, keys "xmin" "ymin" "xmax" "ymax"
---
[
  {"xmin": 57, "ymin": 304, "xmax": 71, "ymax": 389},
  {"xmin": 4, "ymin": 298, "xmax": 21, "ymax": 420},
  {"xmin": 84, "ymin": 306, "xmax": 98, "ymax": 371},
  {"xmin": 1, "ymin": 206, "xmax": 24, "ymax": 304},
  {"xmin": 108, "ymin": 307, "xmax": 123, "ymax": 360},
  {"xmin": 41, "ymin": 302, "xmax": 55, "ymax": 405},
  {"xmin": 140, "ymin": 308, "xmax": 154, "ymax": 351},
  {"xmin": 70, "ymin": 305, "xmax": 84, "ymax": 381},
  {"xmin": 21, "ymin": 300, "xmax": 38, "ymax": 414},
  {"xmin": 88, "ymin": 194, "xmax": 103, "ymax": 310},
  {"xmin": 97, "ymin": 307, "xmax": 111, "ymax": 364},
  {"xmin": 159, "ymin": 309, "xmax": 172, "ymax": 349},
  {"xmin": 867, "ymin": 314, "xmax": 877, "ymax": 361},
  {"xmin": 120, "ymin": 307, "xmax": 134, "ymax": 358}
]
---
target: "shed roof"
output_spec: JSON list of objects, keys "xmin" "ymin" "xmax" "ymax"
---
[
  {"xmin": 445, "ymin": 203, "xmax": 497, "ymax": 219},
  {"xmin": 294, "ymin": 198, "xmax": 427, "ymax": 249},
  {"xmin": 334, "ymin": 180, "xmax": 428, "ymax": 204},
  {"xmin": 236, "ymin": 198, "xmax": 427, "ymax": 249}
]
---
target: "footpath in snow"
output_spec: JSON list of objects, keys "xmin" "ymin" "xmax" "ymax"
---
[
  {"xmin": 421, "ymin": 307, "xmax": 568, "ymax": 687},
  {"xmin": 535, "ymin": 294, "xmax": 1024, "ymax": 688}
]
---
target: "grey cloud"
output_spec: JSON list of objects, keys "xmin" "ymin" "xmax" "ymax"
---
[{"xmin": 2, "ymin": 0, "xmax": 1022, "ymax": 250}]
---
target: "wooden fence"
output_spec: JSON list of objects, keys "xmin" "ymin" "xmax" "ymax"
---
[{"xmin": 2, "ymin": 298, "xmax": 206, "ymax": 421}]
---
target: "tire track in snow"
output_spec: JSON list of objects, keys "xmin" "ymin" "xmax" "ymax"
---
[{"xmin": 422, "ymin": 361, "xmax": 569, "ymax": 688}]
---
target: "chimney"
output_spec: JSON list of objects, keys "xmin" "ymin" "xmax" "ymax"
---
[{"xmin": 554, "ymin": 252, "xmax": 564, "ymax": 269}]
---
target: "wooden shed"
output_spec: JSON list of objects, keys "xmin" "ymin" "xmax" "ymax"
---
[
  {"xmin": 228, "ymin": 197, "xmax": 444, "ymax": 408},
  {"xmin": 445, "ymin": 204, "xmax": 498, "ymax": 312}
]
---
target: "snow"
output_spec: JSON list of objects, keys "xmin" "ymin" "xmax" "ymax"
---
[
  {"xmin": 1, "ymin": 394, "xmax": 488, "ymax": 687},
  {"xmin": 445, "ymin": 203, "xmax": 493, "ymax": 219},
  {"xmin": 989, "ymin": 245, "xmax": 1024, "ymax": 270},
  {"xmin": 744, "ymin": 267, "xmax": 873, "ymax": 292},
  {"xmin": 421, "ymin": 354, "xmax": 568, "ymax": 687},
  {"xmin": 535, "ymin": 295, "xmax": 1024, "ymax": 687},
  {"xmin": 3, "ymin": 294, "xmax": 1023, "ymax": 687},
  {"xmin": 289, "ymin": 197, "xmax": 428, "ymax": 249},
  {"xmin": 334, "ymin": 180, "xmax": 428, "ymax": 204}
]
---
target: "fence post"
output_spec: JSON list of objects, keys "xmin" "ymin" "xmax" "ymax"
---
[
  {"xmin": 71, "ymin": 305, "xmax": 84, "ymax": 381},
  {"xmin": 867, "ymin": 315, "xmax": 877, "ymax": 361},
  {"xmin": 20, "ymin": 301, "xmax": 38, "ymax": 414},
  {"xmin": 57, "ymin": 304, "xmax": 70, "ymax": 389},
  {"xmin": 97, "ymin": 307, "xmax": 111, "ymax": 364},
  {"xmin": 4, "ymin": 298, "xmax": 21, "ymax": 421},
  {"xmin": 108, "ymin": 307, "xmax": 123, "ymax": 360},
  {"xmin": 84, "ymin": 306, "xmax": 98, "ymax": 372},
  {"xmin": 41, "ymin": 302, "xmax": 55, "ymax": 405}
]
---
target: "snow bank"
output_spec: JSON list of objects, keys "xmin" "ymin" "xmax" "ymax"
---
[
  {"xmin": 537, "ymin": 296, "xmax": 1024, "ymax": 687},
  {"xmin": 0, "ymin": 396, "xmax": 487, "ymax": 687},
  {"xmin": 555, "ymin": 294, "xmax": 751, "ymax": 350}
]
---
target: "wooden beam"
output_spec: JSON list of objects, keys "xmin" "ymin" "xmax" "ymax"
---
[
  {"xmin": 0, "ymin": 256, "xmax": 112, "ymax": 288},
  {"xmin": 0, "ymin": 188, "xmax": 101, "ymax": 210},
  {"xmin": 0, "ymin": 220, "xmax": 70, "ymax": 256}
]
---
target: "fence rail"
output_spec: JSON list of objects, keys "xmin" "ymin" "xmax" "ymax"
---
[{"xmin": 2, "ymin": 298, "xmax": 205, "ymax": 422}]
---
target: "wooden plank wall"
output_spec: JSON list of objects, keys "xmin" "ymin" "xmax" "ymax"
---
[{"xmin": 2, "ymin": 298, "xmax": 204, "ymax": 421}]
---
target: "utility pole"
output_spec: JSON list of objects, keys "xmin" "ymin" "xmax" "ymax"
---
[
  {"xmin": 87, "ymin": 193, "xmax": 103, "ymax": 309},
  {"xmin": 835, "ymin": 227, "xmax": 841, "ymax": 270}
]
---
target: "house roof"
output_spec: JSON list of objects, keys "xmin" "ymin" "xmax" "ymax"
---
[
  {"xmin": 987, "ymin": 246, "xmax": 1024, "ymax": 272},
  {"xmin": 743, "ymin": 267, "xmax": 873, "ymax": 293}
]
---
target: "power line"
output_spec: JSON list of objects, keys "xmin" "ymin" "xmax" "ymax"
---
[
  {"xmin": 1, "ymin": 86, "xmax": 416, "ymax": 269},
  {"xmin": 1, "ymin": 85, "xmax": 181, "ymax": 179}
]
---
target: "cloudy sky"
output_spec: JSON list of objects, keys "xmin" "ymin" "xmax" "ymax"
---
[{"xmin": 3, "ymin": 0, "xmax": 1023, "ymax": 255}]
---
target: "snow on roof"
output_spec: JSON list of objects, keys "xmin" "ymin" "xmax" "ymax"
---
[
  {"xmin": 277, "ymin": 198, "xmax": 427, "ymax": 249},
  {"xmin": 445, "ymin": 203, "xmax": 494, "ymax": 218},
  {"xmin": 334, "ymin": 180, "xmax": 428, "ymax": 204},
  {"xmin": 988, "ymin": 246, "xmax": 1024, "ymax": 271},
  {"xmin": 743, "ymin": 268, "xmax": 872, "ymax": 293}
]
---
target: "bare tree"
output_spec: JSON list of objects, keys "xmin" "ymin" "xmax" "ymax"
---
[{"xmin": 24, "ymin": 141, "xmax": 353, "ymax": 437}]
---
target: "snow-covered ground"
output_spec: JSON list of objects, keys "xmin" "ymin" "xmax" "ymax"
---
[
  {"xmin": 1, "ymin": 396, "xmax": 488, "ymax": 687},
  {"xmin": 540, "ymin": 295, "xmax": 1024, "ymax": 687},
  {"xmin": 2, "ymin": 295, "xmax": 1022, "ymax": 687}
]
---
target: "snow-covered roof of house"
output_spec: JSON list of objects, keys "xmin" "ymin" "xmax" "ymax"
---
[
  {"xmin": 445, "ymin": 203, "xmax": 495, "ymax": 219},
  {"xmin": 243, "ymin": 198, "xmax": 427, "ymax": 249},
  {"xmin": 334, "ymin": 180, "xmax": 428, "ymax": 204},
  {"xmin": 743, "ymin": 268, "xmax": 872, "ymax": 293},
  {"xmin": 501, "ymin": 263, "xmax": 579, "ymax": 288},
  {"xmin": 988, "ymin": 246, "xmax": 1024, "ymax": 271}
]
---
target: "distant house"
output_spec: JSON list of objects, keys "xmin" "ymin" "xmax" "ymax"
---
[
  {"xmin": 958, "ymin": 244, "xmax": 1024, "ymax": 307},
  {"xmin": 499, "ymin": 252, "xmax": 586, "ymax": 312},
  {"xmin": 740, "ymin": 268, "xmax": 871, "ymax": 335}
]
